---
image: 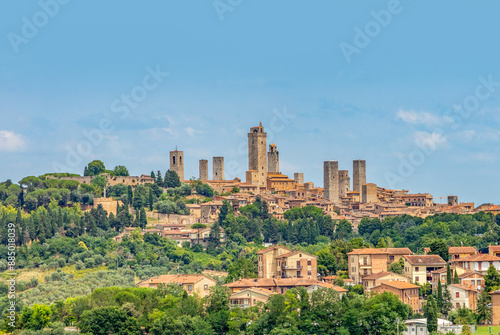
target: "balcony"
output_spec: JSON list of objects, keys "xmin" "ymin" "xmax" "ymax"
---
[
  {"xmin": 281, "ymin": 264, "xmax": 303, "ymax": 269},
  {"xmin": 230, "ymin": 304, "xmax": 250, "ymax": 309}
]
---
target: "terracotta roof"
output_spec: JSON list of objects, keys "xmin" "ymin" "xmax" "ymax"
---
[
  {"xmin": 449, "ymin": 246, "xmax": 477, "ymax": 254},
  {"xmin": 224, "ymin": 278, "xmax": 320, "ymax": 288},
  {"xmin": 362, "ymin": 271, "xmax": 406, "ymax": 280},
  {"xmin": 404, "ymin": 255, "xmax": 446, "ymax": 265},
  {"xmin": 347, "ymin": 247, "xmax": 412, "ymax": 256},
  {"xmin": 138, "ymin": 274, "xmax": 216, "ymax": 285},
  {"xmin": 386, "ymin": 248, "xmax": 413, "ymax": 255},
  {"xmin": 257, "ymin": 245, "xmax": 291, "ymax": 255},
  {"xmin": 374, "ymin": 281, "xmax": 420, "ymax": 290},
  {"xmin": 453, "ymin": 254, "xmax": 500, "ymax": 263},
  {"xmin": 431, "ymin": 265, "xmax": 464, "ymax": 274},
  {"xmin": 230, "ymin": 287, "xmax": 275, "ymax": 298},
  {"xmin": 458, "ymin": 271, "xmax": 483, "ymax": 279},
  {"xmin": 489, "ymin": 245, "xmax": 500, "ymax": 252},
  {"xmin": 449, "ymin": 284, "xmax": 478, "ymax": 292}
]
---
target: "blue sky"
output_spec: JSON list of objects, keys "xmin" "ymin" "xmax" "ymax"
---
[{"xmin": 0, "ymin": 1, "xmax": 499, "ymax": 205}]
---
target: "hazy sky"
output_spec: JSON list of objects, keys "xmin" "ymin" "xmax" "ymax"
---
[{"xmin": 1, "ymin": 1, "xmax": 499, "ymax": 205}]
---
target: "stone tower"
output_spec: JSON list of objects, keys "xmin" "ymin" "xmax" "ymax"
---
[
  {"xmin": 213, "ymin": 157, "xmax": 224, "ymax": 181},
  {"xmin": 267, "ymin": 143, "xmax": 279, "ymax": 173},
  {"xmin": 294, "ymin": 173, "xmax": 304, "ymax": 185},
  {"xmin": 248, "ymin": 122, "xmax": 267, "ymax": 186},
  {"xmin": 448, "ymin": 195, "xmax": 458, "ymax": 206},
  {"xmin": 199, "ymin": 159, "xmax": 208, "ymax": 180},
  {"xmin": 169, "ymin": 150, "xmax": 184, "ymax": 181},
  {"xmin": 353, "ymin": 160, "xmax": 366, "ymax": 195},
  {"xmin": 338, "ymin": 170, "xmax": 351, "ymax": 198},
  {"xmin": 323, "ymin": 161, "xmax": 339, "ymax": 202}
]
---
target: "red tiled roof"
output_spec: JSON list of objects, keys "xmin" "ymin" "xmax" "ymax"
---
[
  {"xmin": 362, "ymin": 271, "xmax": 407, "ymax": 280},
  {"xmin": 449, "ymin": 246, "xmax": 477, "ymax": 254},
  {"xmin": 449, "ymin": 284, "xmax": 478, "ymax": 292},
  {"xmin": 453, "ymin": 254, "xmax": 500, "ymax": 263},
  {"xmin": 404, "ymin": 255, "xmax": 446, "ymax": 265},
  {"xmin": 374, "ymin": 281, "xmax": 420, "ymax": 290}
]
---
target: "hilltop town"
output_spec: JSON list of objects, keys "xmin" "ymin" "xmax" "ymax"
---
[{"xmin": 2, "ymin": 123, "xmax": 500, "ymax": 334}]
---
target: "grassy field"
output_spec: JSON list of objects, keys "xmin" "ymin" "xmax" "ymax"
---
[{"xmin": 476, "ymin": 326, "xmax": 500, "ymax": 334}]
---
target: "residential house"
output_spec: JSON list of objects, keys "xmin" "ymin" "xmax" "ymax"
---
[
  {"xmin": 489, "ymin": 244, "xmax": 500, "ymax": 257},
  {"xmin": 137, "ymin": 274, "xmax": 217, "ymax": 298},
  {"xmin": 450, "ymin": 253, "xmax": 500, "ymax": 275},
  {"xmin": 403, "ymin": 255, "xmax": 447, "ymax": 284},
  {"xmin": 362, "ymin": 271, "xmax": 411, "ymax": 291},
  {"xmin": 347, "ymin": 248, "xmax": 413, "ymax": 285},
  {"xmin": 275, "ymin": 250, "xmax": 317, "ymax": 279},
  {"xmin": 430, "ymin": 266, "xmax": 467, "ymax": 291},
  {"xmin": 448, "ymin": 246, "xmax": 477, "ymax": 261},
  {"xmin": 258, "ymin": 246, "xmax": 317, "ymax": 279},
  {"xmin": 458, "ymin": 271, "xmax": 484, "ymax": 291},
  {"xmin": 225, "ymin": 278, "xmax": 332, "ymax": 295},
  {"xmin": 257, "ymin": 245, "xmax": 292, "ymax": 279},
  {"xmin": 371, "ymin": 281, "xmax": 420, "ymax": 313},
  {"xmin": 448, "ymin": 284, "xmax": 478, "ymax": 311},
  {"xmin": 229, "ymin": 288, "xmax": 274, "ymax": 309}
]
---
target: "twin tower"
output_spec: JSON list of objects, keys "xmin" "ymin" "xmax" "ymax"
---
[{"xmin": 324, "ymin": 160, "xmax": 366, "ymax": 202}]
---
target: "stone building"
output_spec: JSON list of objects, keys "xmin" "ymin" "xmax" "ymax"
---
[
  {"xmin": 448, "ymin": 195, "xmax": 458, "ymax": 206},
  {"xmin": 353, "ymin": 160, "xmax": 366, "ymax": 195},
  {"xmin": 247, "ymin": 123, "xmax": 267, "ymax": 186},
  {"xmin": 323, "ymin": 161, "xmax": 339, "ymax": 202},
  {"xmin": 199, "ymin": 159, "xmax": 208, "ymax": 180},
  {"xmin": 338, "ymin": 170, "xmax": 351, "ymax": 197},
  {"xmin": 170, "ymin": 150, "xmax": 184, "ymax": 181},
  {"xmin": 267, "ymin": 143, "xmax": 279, "ymax": 173},
  {"xmin": 362, "ymin": 183, "xmax": 378, "ymax": 203},
  {"xmin": 294, "ymin": 173, "xmax": 304, "ymax": 185},
  {"xmin": 213, "ymin": 157, "xmax": 224, "ymax": 181}
]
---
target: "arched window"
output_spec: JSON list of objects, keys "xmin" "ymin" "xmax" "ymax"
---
[
  {"xmin": 173, "ymin": 156, "xmax": 176, "ymax": 164},
  {"xmin": 180, "ymin": 156, "xmax": 182, "ymax": 163}
]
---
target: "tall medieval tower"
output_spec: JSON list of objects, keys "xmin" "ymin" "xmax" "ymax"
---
[
  {"xmin": 213, "ymin": 157, "xmax": 225, "ymax": 180},
  {"xmin": 248, "ymin": 122, "xmax": 267, "ymax": 186},
  {"xmin": 353, "ymin": 160, "xmax": 366, "ymax": 195},
  {"xmin": 324, "ymin": 161, "xmax": 339, "ymax": 202},
  {"xmin": 199, "ymin": 159, "xmax": 208, "ymax": 180},
  {"xmin": 338, "ymin": 170, "xmax": 351, "ymax": 198},
  {"xmin": 169, "ymin": 150, "xmax": 184, "ymax": 181},
  {"xmin": 267, "ymin": 143, "xmax": 279, "ymax": 173}
]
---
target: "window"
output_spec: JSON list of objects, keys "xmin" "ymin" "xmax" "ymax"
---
[
  {"xmin": 173, "ymin": 156, "xmax": 176, "ymax": 164},
  {"xmin": 307, "ymin": 260, "xmax": 312, "ymax": 266},
  {"xmin": 299, "ymin": 254, "xmax": 302, "ymax": 257},
  {"xmin": 308, "ymin": 270, "xmax": 312, "ymax": 276},
  {"xmin": 389, "ymin": 256, "xmax": 394, "ymax": 262},
  {"xmin": 456, "ymin": 292, "xmax": 460, "ymax": 298},
  {"xmin": 479, "ymin": 263, "xmax": 482, "ymax": 271},
  {"xmin": 188, "ymin": 285, "xmax": 192, "ymax": 291},
  {"xmin": 351, "ymin": 258, "xmax": 354, "ymax": 263},
  {"xmin": 297, "ymin": 271, "xmax": 301, "ymax": 277},
  {"xmin": 352, "ymin": 267, "xmax": 356, "ymax": 273},
  {"xmin": 415, "ymin": 267, "xmax": 419, "ymax": 272},
  {"xmin": 471, "ymin": 280, "xmax": 475, "ymax": 285},
  {"xmin": 456, "ymin": 303, "xmax": 460, "ymax": 308},
  {"xmin": 204, "ymin": 284, "xmax": 208, "ymax": 290},
  {"xmin": 415, "ymin": 276, "xmax": 419, "ymax": 283}
]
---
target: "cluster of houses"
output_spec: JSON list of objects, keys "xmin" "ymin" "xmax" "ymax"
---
[
  {"xmin": 138, "ymin": 245, "xmax": 348, "ymax": 308},
  {"xmin": 347, "ymin": 244, "xmax": 500, "ymax": 321}
]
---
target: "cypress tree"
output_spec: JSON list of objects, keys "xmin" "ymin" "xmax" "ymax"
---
[
  {"xmin": 150, "ymin": 171, "xmax": 156, "ymax": 179},
  {"xmin": 148, "ymin": 188, "xmax": 153, "ymax": 211},
  {"xmin": 437, "ymin": 279, "xmax": 443, "ymax": 311},
  {"xmin": 140, "ymin": 207, "xmax": 147, "ymax": 229},
  {"xmin": 446, "ymin": 264, "xmax": 452, "ymax": 285},
  {"xmin": 454, "ymin": 269, "xmax": 459, "ymax": 284}
]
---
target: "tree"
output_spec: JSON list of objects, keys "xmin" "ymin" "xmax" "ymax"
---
[
  {"xmin": 156, "ymin": 170, "xmax": 164, "ymax": 186},
  {"xmin": 148, "ymin": 188, "xmax": 154, "ymax": 211},
  {"xmin": 387, "ymin": 258, "xmax": 404, "ymax": 274},
  {"xmin": 84, "ymin": 160, "xmax": 106, "ymax": 176},
  {"xmin": 218, "ymin": 200, "xmax": 232, "ymax": 224},
  {"xmin": 77, "ymin": 306, "xmax": 141, "ymax": 335},
  {"xmin": 376, "ymin": 237, "xmax": 387, "ymax": 248},
  {"xmin": 453, "ymin": 269, "xmax": 459, "ymax": 284},
  {"xmin": 139, "ymin": 207, "xmax": 147, "ymax": 229},
  {"xmin": 476, "ymin": 290, "xmax": 492, "ymax": 325},
  {"xmin": 436, "ymin": 279, "xmax": 443, "ymax": 311},
  {"xmin": 484, "ymin": 264, "xmax": 500, "ymax": 292},
  {"xmin": 113, "ymin": 165, "xmax": 129, "ymax": 176},
  {"xmin": 21, "ymin": 304, "xmax": 52, "ymax": 330},
  {"xmin": 208, "ymin": 222, "xmax": 222, "ymax": 250},
  {"xmin": 424, "ymin": 295, "xmax": 438, "ymax": 333},
  {"xmin": 428, "ymin": 239, "xmax": 448, "ymax": 261},
  {"xmin": 165, "ymin": 170, "xmax": 181, "ymax": 188},
  {"xmin": 442, "ymin": 284, "xmax": 452, "ymax": 316}
]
